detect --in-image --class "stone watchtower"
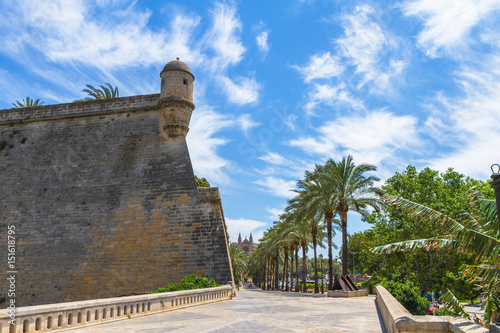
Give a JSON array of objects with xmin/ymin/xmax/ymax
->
[{"xmin": 159, "ymin": 58, "xmax": 195, "ymax": 139}]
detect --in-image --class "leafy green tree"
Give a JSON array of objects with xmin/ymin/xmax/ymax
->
[
  {"xmin": 368, "ymin": 166, "xmax": 491, "ymax": 296},
  {"xmin": 195, "ymin": 176, "xmax": 210, "ymax": 187},
  {"xmin": 11, "ymin": 97, "xmax": 44, "ymax": 108},
  {"xmin": 373, "ymin": 189, "xmax": 500, "ymax": 323}
]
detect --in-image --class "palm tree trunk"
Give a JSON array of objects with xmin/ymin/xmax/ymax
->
[
  {"xmin": 284, "ymin": 246, "xmax": 289, "ymax": 291},
  {"xmin": 295, "ymin": 244, "xmax": 299, "ymax": 292},
  {"xmin": 290, "ymin": 247, "xmax": 294, "ymax": 292},
  {"xmin": 313, "ymin": 230, "xmax": 319, "ymax": 293},
  {"xmin": 341, "ymin": 210, "xmax": 348, "ymax": 276},
  {"xmin": 275, "ymin": 250, "xmax": 279, "ymax": 290},
  {"xmin": 325, "ymin": 212, "xmax": 333, "ymax": 289},
  {"xmin": 301, "ymin": 241, "xmax": 307, "ymax": 293}
]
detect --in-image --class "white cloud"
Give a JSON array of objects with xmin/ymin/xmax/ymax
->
[
  {"xmin": 254, "ymin": 176, "xmax": 296, "ymax": 198},
  {"xmin": 402, "ymin": 0, "xmax": 500, "ymax": 58},
  {"xmin": 258, "ymin": 152, "xmax": 287, "ymax": 165},
  {"xmin": 266, "ymin": 206, "xmax": 286, "ymax": 221},
  {"xmin": 290, "ymin": 110, "xmax": 419, "ymax": 167},
  {"xmin": 187, "ymin": 106, "xmax": 234, "ymax": 185},
  {"xmin": 225, "ymin": 218, "xmax": 267, "ymax": 243},
  {"xmin": 237, "ymin": 114, "xmax": 260, "ymax": 135},
  {"xmin": 204, "ymin": 1, "xmax": 245, "ymax": 71},
  {"xmin": 424, "ymin": 57, "xmax": 500, "ymax": 178},
  {"xmin": 3, "ymin": 0, "xmax": 202, "ymax": 70},
  {"xmin": 256, "ymin": 30, "xmax": 270, "ymax": 55},
  {"xmin": 292, "ymin": 52, "xmax": 344, "ymax": 82},
  {"xmin": 335, "ymin": 5, "xmax": 406, "ymax": 90},
  {"xmin": 305, "ymin": 83, "xmax": 365, "ymax": 114},
  {"xmin": 219, "ymin": 75, "xmax": 261, "ymax": 104}
]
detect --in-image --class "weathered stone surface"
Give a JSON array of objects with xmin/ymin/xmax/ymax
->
[{"xmin": 0, "ymin": 64, "xmax": 233, "ymax": 307}]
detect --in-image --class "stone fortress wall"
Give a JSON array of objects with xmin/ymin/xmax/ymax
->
[{"xmin": 0, "ymin": 60, "xmax": 234, "ymax": 307}]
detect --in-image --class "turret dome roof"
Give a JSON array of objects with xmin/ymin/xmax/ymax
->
[{"xmin": 162, "ymin": 58, "xmax": 192, "ymax": 74}]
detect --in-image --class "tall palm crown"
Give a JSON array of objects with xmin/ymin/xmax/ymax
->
[
  {"xmin": 82, "ymin": 83, "xmax": 119, "ymax": 100},
  {"xmin": 325, "ymin": 155, "xmax": 384, "ymax": 275},
  {"xmin": 11, "ymin": 97, "xmax": 44, "ymax": 108}
]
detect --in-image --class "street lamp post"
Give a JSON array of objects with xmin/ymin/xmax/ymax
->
[
  {"xmin": 490, "ymin": 164, "xmax": 500, "ymax": 235},
  {"xmin": 351, "ymin": 252, "xmax": 357, "ymax": 277},
  {"xmin": 319, "ymin": 254, "xmax": 324, "ymax": 294}
]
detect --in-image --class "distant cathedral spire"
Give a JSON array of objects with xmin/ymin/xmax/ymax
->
[{"xmin": 238, "ymin": 233, "xmax": 242, "ymax": 244}]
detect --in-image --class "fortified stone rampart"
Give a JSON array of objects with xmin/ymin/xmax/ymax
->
[{"xmin": 0, "ymin": 60, "xmax": 234, "ymax": 307}]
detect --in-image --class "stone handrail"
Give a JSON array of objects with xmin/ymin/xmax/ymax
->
[
  {"xmin": 375, "ymin": 285, "xmax": 488, "ymax": 333},
  {"xmin": 0, "ymin": 285, "xmax": 232, "ymax": 333}
]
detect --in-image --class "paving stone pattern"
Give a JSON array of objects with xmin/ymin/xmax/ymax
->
[{"xmin": 71, "ymin": 288, "xmax": 385, "ymax": 333}]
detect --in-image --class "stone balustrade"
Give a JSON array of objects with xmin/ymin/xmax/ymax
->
[
  {"xmin": 0, "ymin": 285, "xmax": 232, "ymax": 333},
  {"xmin": 375, "ymin": 285, "xmax": 488, "ymax": 333}
]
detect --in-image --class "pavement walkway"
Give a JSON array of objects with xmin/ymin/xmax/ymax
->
[{"xmin": 71, "ymin": 288, "xmax": 385, "ymax": 333}]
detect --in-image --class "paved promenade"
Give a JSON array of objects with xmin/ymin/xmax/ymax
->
[{"xmin": 71, "ymin": 288, "xmax": 385, "ymax": 332}]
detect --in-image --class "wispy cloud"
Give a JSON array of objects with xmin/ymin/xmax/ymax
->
[
  {"xmin": 255, "ymin": 176, "xmax": 296, "ymax": 199},
  {"xmin": 256, "ymin": 30, "xmax": 270, "ymax": 55},
  {"xmin": 237, "ymin": 114, "xmax": 261, "ymax": 135},
  {"xmin": 424, "ymin": 56, "xmax": 500, "ymax": 178},
  {"xmin": 2, "ymin": 0, "xmax": 202, "ymax": 69},
  {"xmin": 266, "ymin": 206, "xmax": 286, "ymax": 221},
  {"xmin": 219, "ymin": 75, "xmax": 261, "ymax": 104},
  {"xmin": 292, "ymin": 52, "xmax": 343, "ymax": 82},
  {"xmin": 255, "ymin": 21, "xmax": 271, "ymax": 57},
  {"xmin": 258, "ymin": 152, "xmax": 287, "ymax": 165},
  {"xmin": 204, "ymin": 1, "xmax": 245, "ymax": 71},
  {"xmin": 304, "ymin": 83, "xmax": 365, "ymax": 115},
  {"xmin": 402, "ymin": 0, "xmax": 500, "ymax": 58},
  {"xmin": 335, "ymin": 5, "xmax": 406, "ymax": 91},
  {"xmin": 187, "ymin": 105, "xmax": 234, "ymax": 185},
  {"xmin": 290, "ymin": 110, "xmax": 419, "ymax": 168}
]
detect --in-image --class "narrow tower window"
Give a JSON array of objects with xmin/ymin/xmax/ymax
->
[{"xmin": 183, "ymin": 79, "xmax": 188, "ymax": 85}]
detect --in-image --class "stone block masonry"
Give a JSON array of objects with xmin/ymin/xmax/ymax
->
[{"xmin": 0, "ymin": 60, "xmax": 234, "ymax": 307}]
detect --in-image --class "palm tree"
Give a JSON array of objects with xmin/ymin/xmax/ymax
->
[
  {"xmin": 372, "ymin": 191, "xmax": 500, "ymax": 323},
  {"xmin": 289, "ymin": 165, "xmax": 339, "ymax": 290},
  {"xmin": 229, "ymin": 244, "xmax": 247, "ymax": 283},
  {"xmin": 11, "ymin": 97, "xmax": 44, "ymax": 108},
  {"xmin": 75, "ymin": 83, "xmax": 119, "ymax": 102},
  {"xmin": 325, "ymin": 155, "xmax": 384, "ymax": 275}
]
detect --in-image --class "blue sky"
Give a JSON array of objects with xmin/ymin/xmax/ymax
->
[{"xmin": 1, "ymin": 0, "xmax": 500, "ymax": 256}]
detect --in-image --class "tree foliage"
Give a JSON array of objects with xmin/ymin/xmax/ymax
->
[
  {"xmin": 74, "ymin": 83, "xmax": 119, "ymax": 102},
  {"xmin": 367, "ymin": 166, "xmax": 491, "ymax": 297},
  {"xmin": 195, "ymin": 176, "xmax": 211, "ymax": 187},
  {"xmin": 383, "ymin": 280, "xmax": 429, "ymax": 315},
  {"xmin": 229, "ymin": 244, "xmax": 247, "ymax": 283},
  {"xmin": 149, "ymin": 274, "xmax": 219, "ymax": 293}
]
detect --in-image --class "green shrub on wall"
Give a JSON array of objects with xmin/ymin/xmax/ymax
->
[
  {"xmin": 150, "ymin": 274, "xmax": 219, "ymax": 293},
  {"xmin": 383, "ymin": 280, "xmax": 429, "ymax": 315}
]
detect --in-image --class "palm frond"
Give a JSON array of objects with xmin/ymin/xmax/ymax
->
[
  {"xmin": 371, "ymin": 237, "xmax": 454, "ymax": 253},
  {"xmin": 440, "ymin": 289, "xmax": 471, "ymax": 320}
]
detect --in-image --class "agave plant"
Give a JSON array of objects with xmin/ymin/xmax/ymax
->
[
  {"xmin": 11, "ymin": 97, "xmax": 44, "ymax": 108},
  {"xmin": 372, "ymin": 190, "xmax": 500, "ymax": 323}
]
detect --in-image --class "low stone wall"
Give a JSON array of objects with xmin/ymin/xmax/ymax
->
[
  {"xmin": 0, "ymin": 285, "xmax": 232, "ymax": 333},
  {"xmin": 327, "ymin": 289, "xmax": 369, "ymax": 298},
  {"xmin": 375, "ymin": 285, "xmax": 488, "ymax": 333}
]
